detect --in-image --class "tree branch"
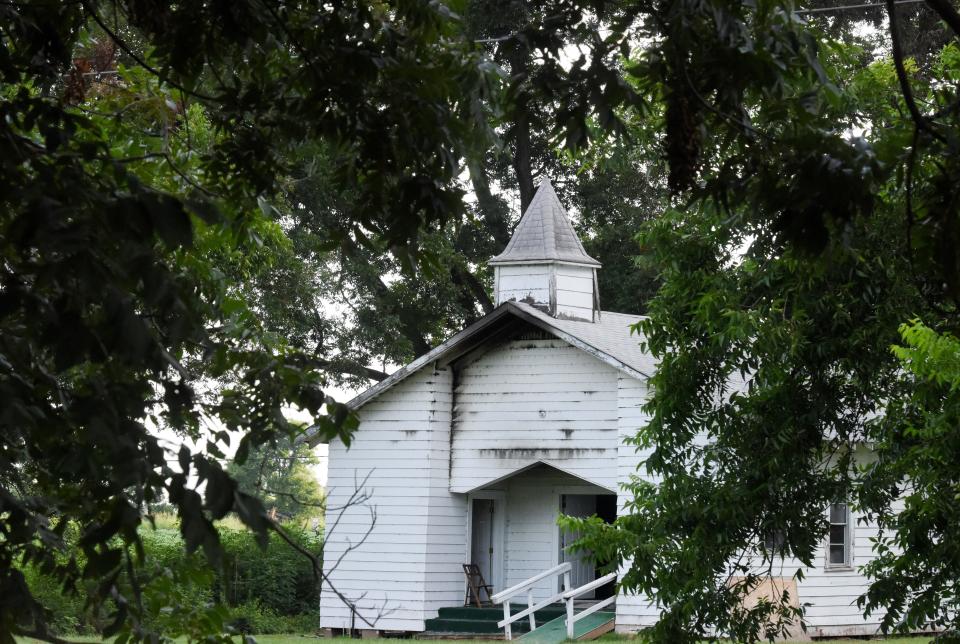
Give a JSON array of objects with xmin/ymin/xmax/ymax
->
[
  {"xmin": 80, "ymin": 1, "xmax": 216, "ymax": 101},
  {"xmin": 313, "ymin": 358, "xmax": 389, "ymax": 382},
  {"xmin": 924, "ymin": 0, "xmax": 960, "ymax": 37},
  {"xmin": 888, "ymin": 0, "xmax": 948, "ymax": 143},
  {"xmin": 450, "ymin": 264, "xmax": 493, "ymax": 317},
  {"xmin": 504, "ymin": 41, "xmax": 535, "ymax": 211}
]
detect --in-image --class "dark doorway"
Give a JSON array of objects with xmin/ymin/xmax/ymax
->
[
  {"xmin": 594, "ymin": 495, "xmax": 617, "ymax": 600},
  {"xmin": 559, "ymin": 493, "xmax": 618, "ymax": 599}
]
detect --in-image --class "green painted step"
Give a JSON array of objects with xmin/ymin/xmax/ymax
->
[
  {"xmin": 518, "ymin": 611, "xmax": 615, "ymax": 643},
  {"xmin": 423, "ymin": 604, "xmax": 568, "ymax": 636},
  {"xmin": 436, "ymin": 605, "xmax": 567, "ymax": 620},
  {"xmin": 422, "ymin": 618, "xmax": 507, "ymax": 634}
]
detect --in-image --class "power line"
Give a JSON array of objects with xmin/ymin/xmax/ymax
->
[{"xmin": 795, "ymin": 0, "xmax": 926, "ymax": 15}]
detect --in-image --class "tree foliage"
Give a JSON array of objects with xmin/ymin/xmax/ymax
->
[
  {"xmin": 227, "ymin": 441, "xmax": 324, "ymax": 522},
  {"xmin": 7, "ymin": 0, "xmax": 960, "ymax": 641},
  {"xmin": 859, "ymin": 320, "xmax": 960, "ymax": 633},
  {"xmin": 1, "ymin": 1, "xmax": 495, "ymax": 640},
  {"xmin": 565, "ymin": 4, "xmax": 960, "ymax": 642}
]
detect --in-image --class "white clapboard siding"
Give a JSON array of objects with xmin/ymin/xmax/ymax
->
[
  {"xmin": 613, "ymin": 375, "xmax": 662, "ymax": 631},
  {"xmin": 495, "ymin": 264, "xmax": 551, "ymax": 307},
  {"xmin": 495, "ymin": 263, "xmax": 597, "ymax": 322},
  {"xmin": 450, "ymin": 338, "xmax": 620, "ymax": 493},
  {"xmin": 320, "ymin": 366, "xmax": 465, "ymax": 632},
  {"xmin": 554, "ymin": 264, "xmax": 596, "ymax": 322},
  {"xmin": 794, "ymin": 505, "xmax": 888, "ymax": 635}
]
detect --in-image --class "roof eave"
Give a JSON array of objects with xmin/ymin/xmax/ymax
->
[{"xmin": 488, "ymin": 258, "xmax": 602, "ymax": 268}]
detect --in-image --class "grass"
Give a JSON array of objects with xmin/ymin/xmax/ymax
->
[
  {"xmin": 14, "ymin": 637, "xmax": 502, "ymax": 644},
  {"xmin": 14, "ymin": 635, "xmax": 938, "ymax": 644}
]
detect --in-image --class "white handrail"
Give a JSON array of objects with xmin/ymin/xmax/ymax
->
[
  {"xmin": 561, "ymin": 572, "xmax": 616, "ymax": 600},
  {"xmin": 564, "ymin": 572, "xmax": 617, "ymax": 639},
  {"xmin": 490, "ymin": 562, "xmax": 571, "ymax": 604},
  {"xmin": 490, "ymin": 562, "xmax": 572, "ymax": 640}
]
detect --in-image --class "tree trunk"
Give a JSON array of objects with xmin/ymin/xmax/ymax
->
[{"xmin": 507, "ymin": 44, "xmax": 535, "ymax": 212}]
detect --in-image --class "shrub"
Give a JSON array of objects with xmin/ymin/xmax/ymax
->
[
  {"xmin": 20, "ymin": 565, "xmax": 92, "ymax": 635},
  {"xmin": 19, "ymin": 518, "xmax": 321, "ymax": 635},
  {"xmin": 228, "ymin": 602, "xmax": 320, "ymax": 634},
  {"xmin": 217, "ymin": 523, "xmax": 321, "ymax": 615}
]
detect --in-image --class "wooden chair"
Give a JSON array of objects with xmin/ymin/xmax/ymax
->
[{"xmin": 462, "ymin": 563, "xmax": 494, "ymax": 607}]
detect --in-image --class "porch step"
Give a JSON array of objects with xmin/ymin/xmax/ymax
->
[
  {"xmin": 518, "ymin": 611, "xmax": 615, "ymax": 643},
  {"xmin": 423, "ymin": 604, "xmax": 567, "ymax": 637}
]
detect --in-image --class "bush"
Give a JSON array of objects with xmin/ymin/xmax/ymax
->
[
  {"xmin": 218, "ymin": 524, "xmax": 321, "ymax": 615},
  {"xmin": 20, "ymin": 518, "xmax": 322, "ymax": 636},
  {"xmin": 20, "ymin": 565, "xmax": 92, "ymax": 635},
  {"xmin": 228, "ymin": 602, "xmax": 320, "ymax": 634}
]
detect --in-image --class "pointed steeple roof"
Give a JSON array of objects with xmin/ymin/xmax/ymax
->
[{"xmin": 489, "ymin": 178, "xmax": 601, "ymax": 267}]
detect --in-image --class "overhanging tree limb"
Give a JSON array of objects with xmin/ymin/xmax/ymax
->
[
  {"xmin": 314, "ymin": 358, "xmax": 390, "ymax": 382},
  {"xmin": 888, "ymin": 0, "xmax": 949, "ymax": 143},
  {"xmin": 924, "ymin": 0, "xmax": 960, "ymax": 37}
]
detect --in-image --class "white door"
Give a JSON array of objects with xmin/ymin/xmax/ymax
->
[
  {"xmin": 471, "ymin": 498, "xmax": 497, "ymax": 589},
  {"xmin": 559, "ymin": 494, "xmax": 597, "ymax": 596}
]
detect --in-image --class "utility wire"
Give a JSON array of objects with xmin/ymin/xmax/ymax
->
[{"xmin": 795, "ymin": 0, "xmax": 926, "ymax": 14}]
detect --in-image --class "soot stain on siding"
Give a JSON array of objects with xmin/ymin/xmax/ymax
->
[
  {"xmin": 449, "ymin": 364, "xmax": 461, "ymax": 480},
  {"xmin": 479, "ymin": 447, "xmax": 607, "ymax": 459}
]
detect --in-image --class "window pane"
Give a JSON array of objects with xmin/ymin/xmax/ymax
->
[
  {"xmin": 764, "ymin": 529, "xmax": 785, "ymax": 551},
  {"xmin": 830, "ymin": 503, "xmax": 847, "ymax": 524},
  {"xmin": 830, "ymin": 524, "xmax": 846, "ymax": 545},
  {"xmin": 829, "ymin": 544, "xmax": 846, "ymax": 564}
]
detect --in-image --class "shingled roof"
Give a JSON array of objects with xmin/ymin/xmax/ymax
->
[{"xmin": 489, "ymin": 178, "xmax": 601, "ymax": 267}]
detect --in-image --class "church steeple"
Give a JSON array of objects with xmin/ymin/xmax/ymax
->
[{"xmin": 489, "ymin": 178, "xmax": 601, "ymax": 322}]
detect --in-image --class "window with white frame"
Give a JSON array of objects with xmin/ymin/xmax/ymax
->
[{"xmin": 827, "ymin": 502, "xmax": 852, "ymax": 568}]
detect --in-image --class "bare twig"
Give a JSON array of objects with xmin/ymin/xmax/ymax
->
[{"xmin": 266, "ymin": 469, "xmax": 390, "ymax": 630}]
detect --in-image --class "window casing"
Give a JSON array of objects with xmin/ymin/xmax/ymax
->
[{"xmin": 827, "ymin": 502, "xmax": 852, "ymax": 568}]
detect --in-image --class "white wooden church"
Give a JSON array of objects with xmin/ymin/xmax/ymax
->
[{"xmin": 315, "ymin": 179, "xmax": 888, "ymax": 640}]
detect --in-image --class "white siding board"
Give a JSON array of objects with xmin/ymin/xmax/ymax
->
[
  {"xmin": 499, "ymin": 274, "xmax": 551, "ymax": 292},
  {"xmin": 450, "ymin": 338, "xmax": 619, "ymax": 493},
  {"xmin": 320, "ymin": 366, "xmax": 465, "ymax": 632},
  {"xmin": 614, "ymin": 375, "xmax": 661, "ymax": 631},
  {"xmin": 499, "ymin": 288, "xmax": 551, "ymax": 303},
  {"xmin": 556, "ymin": 274, "xmax": 593, "ymax": 291},
  {"xmin": 554, "ymin": 289, "xmax": 593, "ymax": 309}
]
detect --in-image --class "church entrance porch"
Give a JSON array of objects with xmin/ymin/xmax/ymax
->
[{"xmin": 463, "ymin": 463, "xmax": 616, "ymax": 605}]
